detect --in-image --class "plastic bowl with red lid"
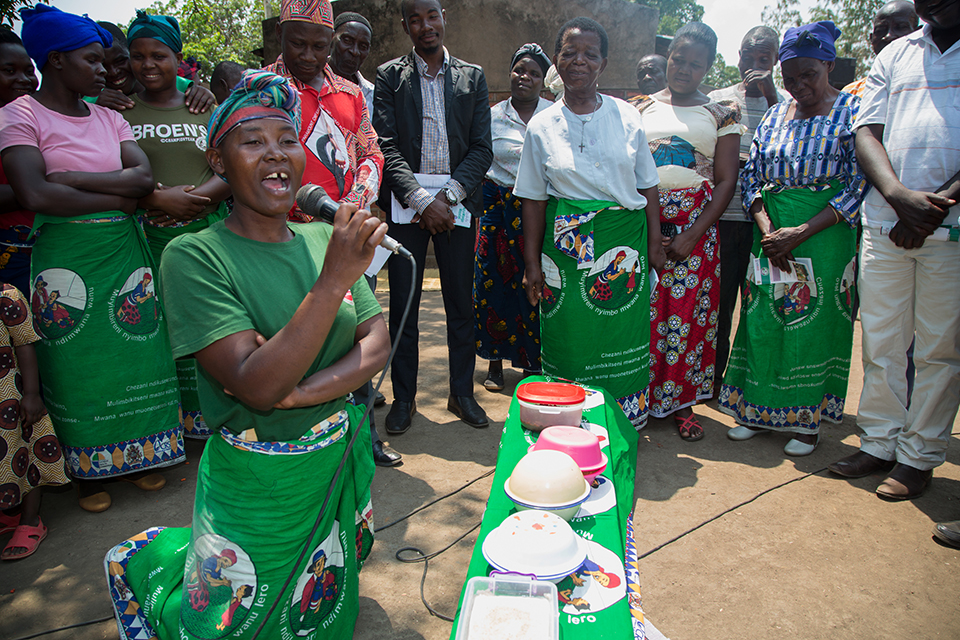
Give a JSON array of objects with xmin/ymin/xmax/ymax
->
[
  {"xmin": 530, "ymin": 426, "xmax": 608, "ymax": 483},
  {"xmin": 516, "ymin": 382, "xmax": 586, "ymax": 431}
]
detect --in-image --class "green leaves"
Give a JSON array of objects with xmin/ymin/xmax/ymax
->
[{"xmin": 137, "ymin": 0, "xmax": 280, "ymax": 81}]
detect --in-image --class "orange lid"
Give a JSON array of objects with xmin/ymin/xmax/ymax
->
[{"xmin": 516, "ymin": 382, "xmax": 586, "ymax": 406}]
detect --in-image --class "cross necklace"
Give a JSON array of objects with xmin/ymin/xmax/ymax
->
[{"xmin": 564, "ymin": 94, "xmax": 601, "ymax": 152}]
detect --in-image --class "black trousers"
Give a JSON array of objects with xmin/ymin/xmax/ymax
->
[
  {"xmin": 716, "ymin": 219, "xmax": 754, "ymax": 381},
  {"xmin": 387, "ymin": 219, "xmax": 476, "ymax": 401}
]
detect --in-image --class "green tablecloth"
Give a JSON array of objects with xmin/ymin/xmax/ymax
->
[{"xmin": 451, "ymin": 378, "xmax": 645, "ymax": 639}]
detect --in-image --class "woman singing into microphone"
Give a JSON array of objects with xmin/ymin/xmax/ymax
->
[{"xmin": 104, "ymin": 70, "xmax": 389, "ymax": 640}]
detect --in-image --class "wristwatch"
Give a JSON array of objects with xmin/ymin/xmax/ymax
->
[{"xmin": 443, "ymin": 187, "xmax": 459, "ymax": 206}]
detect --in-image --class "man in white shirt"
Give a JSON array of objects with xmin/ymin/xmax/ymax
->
[{"xmin": 828, "ymin": 0, "xmax": 960, "ymax": 500}]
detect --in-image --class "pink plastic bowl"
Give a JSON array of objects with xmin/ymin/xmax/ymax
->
[{"xmin": 530, "ymin": 426, "xmax": 607, "ymax": 482}]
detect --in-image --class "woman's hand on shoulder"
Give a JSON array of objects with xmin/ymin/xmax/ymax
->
[
  {"xmin": 95, "ymin": 88, "xmax": 136, "ymax": 112},
  {"xmin": 320, "ymin": 204, "xmax": 387, "ymax": 293}
]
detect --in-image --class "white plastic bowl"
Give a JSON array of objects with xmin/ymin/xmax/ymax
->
[
  {"xmin": 506, "ymin": 449, "xmax": 589, "ymax": 506},
  {"xmin": 481, "ymin": 511, "xmax": 588, "ymax": 583}
]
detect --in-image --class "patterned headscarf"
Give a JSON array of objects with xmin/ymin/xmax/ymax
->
[
  {"xmin": 127, "ymin": 10, "xmax": 183, "ymax": 54},
  {"xmin": 511, "ymin": 43, "xmax": 551, "ymax": 76},
  {"xmin": 779, "ymin": 21, "xmax": 841, "ymax": 62},
  {"xmin": 19, "ymin": 4, "xmax": 112, "ymax": 71},
  {"xmin": 206, "ymin": 70, "xmax": 301, "ymax": 149},
  {"xmin": 279, "ymin": 0, "xmax": 334, "ymax": 29}
]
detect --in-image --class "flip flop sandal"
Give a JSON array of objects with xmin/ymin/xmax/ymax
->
[
  {"xmin": 2, "ymin": 518, "xmax": 47, "ymax": 561},
  {"xmin": 0, "ymin": 511, "xmax": 21, "ymax": 535},
  {"xmin": 675, "ymin": 414, "xmax": 705, "ymax": 441},
  {"xmin": 483, "ymin": 370, "xmax": 505, "ymax": 391}
]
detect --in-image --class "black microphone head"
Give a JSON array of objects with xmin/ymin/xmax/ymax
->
[{"xmin": 295, "ymin": 184, "xmax": 339, "ymax": 224}]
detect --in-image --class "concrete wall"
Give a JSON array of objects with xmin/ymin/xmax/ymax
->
[{"xmin": 276, "ymin": 0, "xmax": 659, "ymax": 93}]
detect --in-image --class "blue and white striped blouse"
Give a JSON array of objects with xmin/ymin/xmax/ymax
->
[{"xmin": 741, "ymin": 92, "xmax": 869, "ymax": 225}]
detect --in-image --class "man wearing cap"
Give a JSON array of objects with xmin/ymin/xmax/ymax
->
[
  {"xmin": 373, "ymin": 0, "xmax": 493, "ymax": 434},
  {"xmin": 267, "ymin": 0, "xmax": 383, "ymax": 220},
  {"xmin": 828, "ymin": 0, "xmax": 960, "ymax": 500},
  {"xmin": 328, "ymin": 9, "xmax": 401, "ymax": 467},
  {"xmin": 328, "ymin": 12, "xmax": 374, "ymax": 116}
]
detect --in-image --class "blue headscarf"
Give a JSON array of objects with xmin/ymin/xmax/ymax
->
[
  {"xmin": 779, "ymin": 21, "xmax": 841, "ymax": 62},
  {"xmin": 127, "ymin": 10, "xmax": 183, "ymax": 54},
  {"xmin": 19, "ymin": 4, "xmax": 112, "ymax": 71}
]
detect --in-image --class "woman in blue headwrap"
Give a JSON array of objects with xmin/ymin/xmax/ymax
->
[
  {"xmin": 104, "ymin": 70, "xmax": 389, "ymax": 640},
  {"xmin": 0, "ymin": 4, "xmax": 183, "ymax": 512},
  {"xmin": 123, "ymin": 10, "xmax": 232, "ymax": 439},
  {"xmin": 720, "ymin": 21, "xmax": 869, "ymax": 456}
]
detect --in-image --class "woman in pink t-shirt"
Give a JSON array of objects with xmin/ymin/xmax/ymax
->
[{"xmin": 0, "ymin": 5, "xmax": 184, "ymax": 513}]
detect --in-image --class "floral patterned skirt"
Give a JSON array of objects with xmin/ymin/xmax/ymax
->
[
  {"xmin": 649, "ymin": 185, "xmax": 719, "ymax": 418},
  {"xmin": 473, "ymin": 180, "xmax": 541, "ymax": 370}
]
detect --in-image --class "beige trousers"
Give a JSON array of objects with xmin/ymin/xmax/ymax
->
[{"xmin": 857, "ymin": 227, "xmax": 960, "ymax": 470}]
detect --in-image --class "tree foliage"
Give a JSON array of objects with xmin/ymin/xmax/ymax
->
[
  {"xmin": 704, "ymin": 52, "xmax": 740, "ymax": 90},
  {"xmin": 0, "ymin": 0, "xmax": 47, "ymax": 29},
  {"xmin": 138, "ymin": 0, "xmax": 278, "ymax": 80},
  {"xmin": 762, "ymin": 0, "xmax": 887, "ymax": 76},
  {"xmin": 641, "ymin": 0, "xmax": 705, "ymax": 36}
]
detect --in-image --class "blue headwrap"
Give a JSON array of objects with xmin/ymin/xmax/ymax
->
[
  {"xmin": 779, "ymin": 21, "xmax": 841, "ymax": 62},
  {"xmin": 19, "ymin": 4, "xmax": 113, "ymax": 71},
  {"xmin": 127, "ymin": 10, "xmax": 183, "ymax": 54}
]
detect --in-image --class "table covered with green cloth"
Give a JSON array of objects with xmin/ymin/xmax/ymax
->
[{"xmin": 451, "ymin": 378, "xmax": 646, "ymax": 639}]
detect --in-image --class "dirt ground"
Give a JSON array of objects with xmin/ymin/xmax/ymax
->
[{"xmin": 2, "ymin": 288, "xmax": 959, "ymax": 640}]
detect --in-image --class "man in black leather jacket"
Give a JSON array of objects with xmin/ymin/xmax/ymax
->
[{"xmin": 373, "ymin": 0, "xmax": 493, "ymax": 434}]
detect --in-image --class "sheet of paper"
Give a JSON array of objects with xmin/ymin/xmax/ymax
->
[
  {"xmin": 365, "ymin": 245, "xmax": 392, "ymax": 278},
  {"xmin": 649, "ymin": 269, "xmax": 659, "ymax": 300},
  {"xmin": 390, "ymin": 173, "xmax": 471, "ymax": 228},
  {"xmin": 750, "ymin": 256, "xmax": 814, "ymax": 286}
]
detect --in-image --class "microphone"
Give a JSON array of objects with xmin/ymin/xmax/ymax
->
[{"xmin": 296, "ymin": 184, "xmax": 410, "ymax": 257}]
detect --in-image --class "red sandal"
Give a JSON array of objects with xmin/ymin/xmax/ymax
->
[
  {"xmin": 675, "ymin": 413, "xmax": 704, "ymax": 441},
  {"xmin": 2, "ymin": 517, "xmax": 47, "ymax": 561}
]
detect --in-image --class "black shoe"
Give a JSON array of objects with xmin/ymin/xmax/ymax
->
[
  {"xmin": 934, "ymin": 521, "xmax": 960, "ymax": 548},
  {"xmin": 447, "ymin": 394, "xmax": 489, "ymax": 428},
  {"xmin": 384, "ymin": 400, "xmax": 415, "ymax": 435},
  {"xmin": 372, "ymin": 440, "xmax": 402, "ymax": 467},
  {"xmin": 374, "ymin": 391, "xmax": 386, "ymax": 407},
  {"xmin": 876, "ymin": 463, "xmax": 933, "ymax": 500},
  {"xmin": 827, "ymin": 450, "xmax": 896, "ymax": 478}
]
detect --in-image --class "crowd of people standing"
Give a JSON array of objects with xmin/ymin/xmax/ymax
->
[{"xmin": 0, "ymin": 0, "xmax": 957, "ymax": 635}]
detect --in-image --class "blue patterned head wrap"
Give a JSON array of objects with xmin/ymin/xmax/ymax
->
[
  {"xmin": 207, "ymin": 70, "xmax": 301, "ymax": 149},
  {"xmin": 779, "ymin": 21, "xmax": 841, "ymax": 62},
  {"xmin": 19, "ymin": 4, "xmax": 112, "ymax": 71},
  {"xmin": 127, "ymin": 10, "xmax": 183, "ymax": 54}
]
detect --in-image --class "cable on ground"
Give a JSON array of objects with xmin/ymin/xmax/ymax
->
[{"xmin": 637, "ymin": 466, "xmax": 829, "ymax": 560}]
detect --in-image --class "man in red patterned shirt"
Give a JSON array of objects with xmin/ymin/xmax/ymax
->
[{"xmin": 267, "ymin": 0, "xmax": 383, "ymax": 221}]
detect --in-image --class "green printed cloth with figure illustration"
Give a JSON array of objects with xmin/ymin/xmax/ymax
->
[
  {"xmin": 539, "ymin": 198, "xmax": 650, "ymax": 427},
  {"xmin": 719, "ymin": 181, "xmax": 857, "ymax": 434},
  {"xmin": 104, "ymin": 403, "xmax": 375, "ymax": 640},
  {"xmin": 29, "ymin": 215, "xmax": 183, "ymax": 478},
  {"xmin": 451, "ymin": 379, "xmax": 644, "ymax": 639}
]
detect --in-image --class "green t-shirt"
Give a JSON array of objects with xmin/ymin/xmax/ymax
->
[
  {"xmin": 122, "ymin": 93, "xmax": 218, "ymax": 216},
  {"xmin": 160, "ymin": 220, "xmax": 382, "ymax": 442}
]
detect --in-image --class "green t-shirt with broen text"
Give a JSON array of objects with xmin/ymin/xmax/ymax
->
[
  {"xmin": 160, "ymin": 220, "xmax": 382, "ymax": 442},
  {"xmin": 121, "ymin": 93, "xmax": 217, "ymax": 215}
]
